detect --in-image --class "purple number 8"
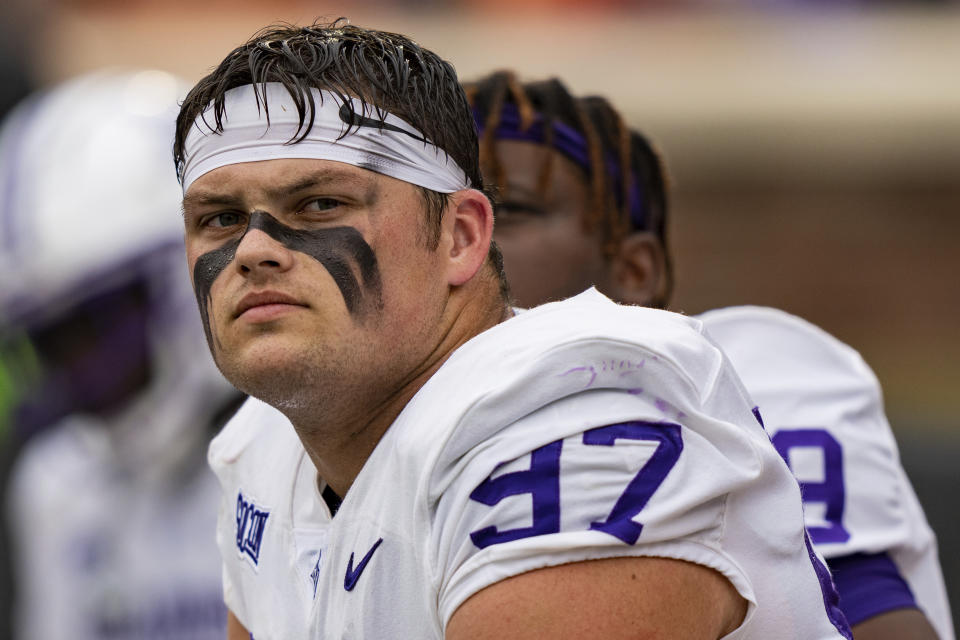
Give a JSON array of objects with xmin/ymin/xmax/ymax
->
[{"xmin": 772, "ymin": 428, "xmax": 850, "ymax": 544}]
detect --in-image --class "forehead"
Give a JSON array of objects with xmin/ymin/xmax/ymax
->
[
  {"xmin": 492, "ymin": 140, "xmax": 588, "ymax": 199},
  {"xmin": 182, "ymin": 158, "xmax": 383, "ymax": 207}
]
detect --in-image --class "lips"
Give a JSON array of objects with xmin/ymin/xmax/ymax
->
[{"xmin": 234, "ymin": 291, "xmax": 307, "ymax": 319}]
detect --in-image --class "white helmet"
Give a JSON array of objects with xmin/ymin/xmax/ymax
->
[{"xmin": 0, "ymin": 70, "xmax": 239, "ymax": 479}]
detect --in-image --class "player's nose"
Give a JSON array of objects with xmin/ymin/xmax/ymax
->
[{"xmin": 235, "ymin": 227, "xmax": 295, "ymax": 277}]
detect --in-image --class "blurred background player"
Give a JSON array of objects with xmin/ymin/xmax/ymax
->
[
  {"xmin": 0, "ymin": 70, "xmax": 243, "ymax": 640},
  {"xmin": 464, "ymin": 70, "xmax": 954, "ymax": 640}
]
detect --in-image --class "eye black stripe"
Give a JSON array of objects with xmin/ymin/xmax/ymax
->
[{"xmin": 191, "ymin": 211, "xmax": 383, "ymax": 348}]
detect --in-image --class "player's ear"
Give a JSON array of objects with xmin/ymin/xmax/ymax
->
[
  {"xmin": 607, "ymin": 231, "xmax": 666, "ymax": 307},
  {"xmin": 443, "ymin": 188, "xmax": 494, "ymax": 286}
]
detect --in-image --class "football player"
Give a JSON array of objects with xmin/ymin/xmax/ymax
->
[
  {"xmin": 0, "ymin": 71, "xmax": 243, "ymax": 640},
  {"xmin": 463, "ymin": 69, "xmax": 953, "ymax": 640},
  {"xmin": 179, "ymin": 20, "xmax": 851, "ymax": 639}
]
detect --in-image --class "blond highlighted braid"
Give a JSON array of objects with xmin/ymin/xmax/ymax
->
[{"xmin": 464, "ymin": 71, "xmax": 672, "ymax": 305}]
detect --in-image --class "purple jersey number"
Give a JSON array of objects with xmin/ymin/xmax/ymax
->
[
  {"xmin": 470, "ymin": 421, "xmax": 683, "ymax": 549},
  {"xmin": 469, "ymin": 440, "xmax": 563, "ymax": 548},
  {"xmin": 583, "ymin": 422, "xmax": 683, "ymax": 544},
  {"xmin": 772, "ymin": 428, "xmax": 850, "ymax": 545}
]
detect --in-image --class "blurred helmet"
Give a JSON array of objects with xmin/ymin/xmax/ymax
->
[{"xmin": 0, "ymin": 70, "xmax": 237, "ymax": 476}]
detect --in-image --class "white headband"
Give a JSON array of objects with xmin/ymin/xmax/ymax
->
[{"xmin": 180, "ymin": 83, "xmax": 470, "ymax": 194}]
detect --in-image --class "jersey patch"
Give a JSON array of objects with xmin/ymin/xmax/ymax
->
[{"xmin": 236, "ymin": 491, "xmax": 270, "ymax": 566}]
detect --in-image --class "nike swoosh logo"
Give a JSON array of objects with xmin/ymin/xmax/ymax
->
[
  {"xmin": 343, "ymin": 537, "xmax": 384, "ymax": 591},
  {"xmin": 338, "ymin": 103, "xmax": 428, "ymax": 144}
]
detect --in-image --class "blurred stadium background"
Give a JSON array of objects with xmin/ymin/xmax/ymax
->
[{"xmin": 1, "ymin": 0, "xmax": 957, "ymax": 634}]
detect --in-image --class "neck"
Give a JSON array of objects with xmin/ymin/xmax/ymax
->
[{"xmin": 284, "ymin": 285, "xmax": 509, "ymax": 498}]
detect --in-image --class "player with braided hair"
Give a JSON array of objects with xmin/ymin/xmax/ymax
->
[
  {"xmin": 464, "ymin": 71, "xmax": 673, "ymax": 308},
  {"xmin": 464, "ymin": 69, "xmax": 954, "ymax": 640}
]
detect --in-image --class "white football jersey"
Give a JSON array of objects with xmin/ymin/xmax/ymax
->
[
  {"xmin": 7, "ymin": 418, "xmax": 227, "ymax": 640},
  {"xmin": 699, "ymin": 305, "xmax": 954, "ymax": 640},
  {"xmin": 210, "ymin": 289, "xmax": 851, "ymax": 639}
]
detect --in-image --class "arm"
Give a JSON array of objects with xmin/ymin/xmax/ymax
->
[
  {"xmin": 852, "ymin": 609, "xmax": 940, "ymax": 640},
  {"xmin": 699, "ymin": 307, "xmax": 953, "ymax": 639},
  {"xmin": 446, "ymin": 556, "xmax": 746, "ymax": 640},
  {"xmin": 827, "ymin": 551, "xmax": 941, "ymax": 640},
  {"xmin": 227, "ymin": 609, "xmax": 251, "ymax": 640},
  {"xmin": 435, "ymin": 386, "xmax": 842, "ymax": 637}
]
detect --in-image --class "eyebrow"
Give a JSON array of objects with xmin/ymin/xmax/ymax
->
[{"xmin": 182, "ymin": 167, "xmax": 374, "ymax": 214}]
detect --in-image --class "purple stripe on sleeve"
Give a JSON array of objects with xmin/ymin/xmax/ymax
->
[
  {"xmin": 805, "ymin": 533, "xmax": 854, "ymax": 638},
  {"xmin": 827, "ymin": 551, "xmax": 918, "ymax": 626}
]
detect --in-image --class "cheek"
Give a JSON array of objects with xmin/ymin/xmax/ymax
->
[
  {"xmin": 499, "ymin": 240, "xmax": 554, "ymax": 281},
  {"xmin": 496, "ymin": 223, "xmax": 606, "ymax": 307},
  {"xmin": 186, "ymin": 244, "xmax": 215, "ymax": 290},
  {"xmin": 372, "ymin": 237, "xmax": 446, "ymax": 317}
]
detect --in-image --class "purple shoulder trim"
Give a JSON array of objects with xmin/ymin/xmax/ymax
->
[{"xmin": 828, "ymin": 551, "xmax": 918, "ymax": 626}]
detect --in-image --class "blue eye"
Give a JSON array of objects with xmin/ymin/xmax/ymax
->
[
  {"xmin": 302, "ymin": 198, "xmax": 341, "ymax": 213},
  {"xmin": 207, "ymin": 212, "xmax": 243, "ymax": 228}
]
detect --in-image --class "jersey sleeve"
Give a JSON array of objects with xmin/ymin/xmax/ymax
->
[
  {"xmin": 429, "ymin": 387, "xmax": 769, "ymax": 629},
  {"xmin": 699, "ymin": 306, "xmax": 955, "ymax": 639},
  {"xmin": 207, "ymin": 398, "xmax": 260, "ymax": 626},
  {"xmin": 207, "ymin": 396, "xmax": 303, "ymax": 632},
  {"xmin": 698, "ymin": 306, "xmax": 921, "ymax": 558}
]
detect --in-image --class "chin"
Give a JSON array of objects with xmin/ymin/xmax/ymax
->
[
  {"xmin": 227, "ymin": 366, "xmax": 313, "ymax": 414},
  {"xmin": 231, "ymin": 339, "xmax": 348, "ymax": 415},
  {"xmin": 216, "ymin": 340, "xmax": 304, "ymax": 394}
]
